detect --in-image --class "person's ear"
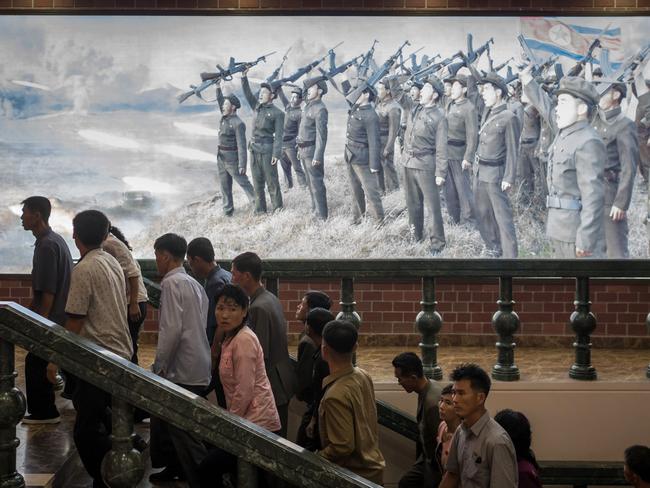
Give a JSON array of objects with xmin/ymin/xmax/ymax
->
[{"xmin": 577, "ymin": 101, "xmax": 589, "ymax": 118}]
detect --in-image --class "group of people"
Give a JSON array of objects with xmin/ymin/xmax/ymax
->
[
  {"xmin": 18, "ymin": 194, "xmax": 650, "ymax": 488},
  {"xmin": 210, "ymin": 42, "xmax": 650, "ymax": 259}
]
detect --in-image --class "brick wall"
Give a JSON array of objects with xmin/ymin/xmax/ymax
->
[
  {"xmin": 3, "ymin": 274, "xmax": 649, "ymax": 347},
  {"xmin": 0, "ymin": 0, "xmax": 648, "ymax": 12}
]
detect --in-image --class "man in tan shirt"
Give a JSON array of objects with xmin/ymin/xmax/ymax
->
[{"xmin": 318, "ymin": 320, "xmax": 385, "ymax": 485}]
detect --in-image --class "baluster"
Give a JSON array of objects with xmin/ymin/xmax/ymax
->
[
  {"xmin": 237, "ymin": 458, "xmax": 258, "ymax": 488},
  {"xmin": 569, "ymin": 277, "xmax": 597, "ymax": 380},
  {"xmin": 0, "ymin": 339, "xmax": 26, "ymax": 488},
  {"xmin": 265, "ymin": 277, "xmax": 279, "ymax": 297},
  {"xmin": 336, "ymin": 278, "xmax": 361, "ymax": 331},
  {"xmin": 416, "ymin": 277, "xmax": 443, "ymax": 380},
  {"xmin": 100, "ymin": 398, "xmax": 144, "ymax": 488},
  {"xmin": 492, "ymin": 276, "xmax": 520, "ymax": 381}
]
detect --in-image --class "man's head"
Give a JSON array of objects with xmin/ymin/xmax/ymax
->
[
  {"xmin": 321, "ymin": 320, "xmax": 357, "ymax": 364},
  {"xmin": 358, "ymin": 87, "xmax": 376, "ymax": 105},
  {"xmin": 296, "ymin": 290, "xmax": 332, "ymax": 322},
  {"xmin": 258, "ymin": 83, "xmax": 276, "ymax": 104},
  {"xmin": 444, "ymin": 80, "xmax": 452, "ymax": 98},
  {"xmin": 215, "ymin": 284, "xmax": 250, "ymax": 333},
  {"xmin": 624, "ymin": 445, "xmax": 650, "ymax": 486},
  {"xmin": 21, "ymin": 196, "xmax": 51, "ymax": 232},
  {"xmin": 222, "ymin": 94, "xmax": 241, "ymax": 116},
  {"xmin": 555, "ymin": 76, "xmax": 599, "ymax": 129},
  {"xmin": 304, "ymin": 77, "xmax": 328, "ymax": 101},
  {"xmin": 409, "ymin": 82, "xmax": 422, "ymax": 102},
  {"xmin": 377, "ymin": 80, "xmax": 390, "ymax": 101},
  {"xmin": 305, "ymin": 307, "xmax": 335, "ymax": 340},
  {"xmin": 231, "ymin": 251, "xmax": 262, "ymax": 293},
  {"xmin": 72, "ymin": 210, "xmax": 110, "ymax": 253},
  {"xmin": 450, "ymin": 77, "xmax": 468, "ymax": 101},
  {"xmin": 392, "ymin": 352, "xmax": 425, "ymax": 393},
  {"xmin": 290, "ymin": 87, "xmax": 303, "ymax": 107},
  {"xmin": 450, "ymin": 363, "xmax": 491, "ymax": 421},
  {"xmin": 480, "ymin": 73, "xmax": 509, "ymax": 108},
  {"xmin": 421, "ymin": 77, "xmax": 443, "ymax": 106},
  {"xmin": 186, "ymin": 237, "xmax": 215, "ymax": 279},
  {"xmin": 154, "ymin": 233, "xmax": 187, "ymax": 276},
  {"xmin": 598, "ymin": 83, "xmax": 626, "ymax": 111}
]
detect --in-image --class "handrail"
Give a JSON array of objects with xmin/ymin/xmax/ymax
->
[{"xmin": 0, "ymin": 302, "xmax": 380, "ymax": 488}]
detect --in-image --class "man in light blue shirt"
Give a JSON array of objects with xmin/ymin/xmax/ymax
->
[{"xmin": 150, "ymin": 233, "xmax": 210, "ymax": 487}]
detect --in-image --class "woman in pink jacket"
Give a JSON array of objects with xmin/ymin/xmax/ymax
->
[{"xmin": 199, "ymin": 284, "xmax": 280, "ymax": 488}]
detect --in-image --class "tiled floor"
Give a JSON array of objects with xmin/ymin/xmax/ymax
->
[{"xmin": 11, "ymin": 344, "xmax": 650, "ymax": 487}]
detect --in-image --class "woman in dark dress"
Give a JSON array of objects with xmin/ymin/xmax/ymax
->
[{"xmin": 495, "ymin": 409, "xmax": 543, "ymax": 488}]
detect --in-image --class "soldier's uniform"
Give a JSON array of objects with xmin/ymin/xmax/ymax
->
[
  {"xmin": 345, "ymin": 101, "xmax": 384, "ymax": 223},
  {"xmin": 277, "ymin": 88, "xmax": 307, "ymax": 189},
  {"xmin": 402, "ymin": 78, "xmax": 448, "ymax": 253},
  {"xmin": 524, "ymin": 76, "xmax": 607, "ymax": 258},
  {"xmin": 475, "ymin": 74, "xmax": 520, "ymax": 258},
  {"xmin": 375, "ymin": 90, "xmax": 402, "ymax": 193},
  {"xmin": 444, "ymin": 76, "xmax": 478, "ymax": 227},
  {"xmin": 215, "ymin": 89, "xmax": 255, "ymax": 216},
  {"xmin": 241, "ymin": 75, "xmax": 285, "ymax": 214},
  {"xmin": 517, "ymin": 104, "xmax": 542, "ymax": 207},
  {"xmin": 635, "ymin": 90, "xmax": 650, "ymax": 183},
  {"xmin": 298, "ymin": 77, "xmax": 329, "ymax": 220},
  {"xmin": 592, "ymin": 99, "xmax": 639, "ymax": 258}
]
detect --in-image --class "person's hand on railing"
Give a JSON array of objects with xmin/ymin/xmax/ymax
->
[{"xmin": 46, "ymin": 363, "xmax": 59, "ymax": 385}]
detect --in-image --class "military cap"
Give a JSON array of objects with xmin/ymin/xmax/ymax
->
[
  {"xmin": 556, "ymin": 76, "xmax": 599, "ymax": 107},
  {"xmin": 260, "ymin": 81, "xmax": 282, "ymax": 94},
  {"xmin": 447, "ymin": 75, "xmax": 469, "ymax": 87},
  {"xmin": 303, "ymin": 76, "xmax": 328, "ymax": 95},
  {"xmin": 410, "ymin": 80, "xmax": 424, "ymax": 90},
  {"xmin": 424, "ymin": 75, "xmax": 445, "ymax": 97},
  {"xmin": 478, "ymin": 72, "xmax": 509, "ymax": 97},
  {"xmin": 593, "ymin": 80, "xmax": 627, "ymax": 99},
  {"xmin": 290, "ymin": 85, "xmax": 304, "ymax": 98},
  {"xmin": 226, "ymin": 94, "xmax": 241, "ymax": 109}
]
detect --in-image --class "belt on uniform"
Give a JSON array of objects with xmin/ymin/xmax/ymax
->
[
  {"xmin": 406, "ymin": 149, "xmax": 434, "ymax": 158},
  {"xmin": 282, "ymin": 135, "xmax": 296, "ymax": 142},
  {"xmin": 546, "ymin": 195, "xmax": 582, "ymax": 211},
  {"xmin": 347, "ymin": 139, "xmax": 369, "ymax": 148},
  {"xmin": 218, "ymin": 145, "xmax": 237, "ymax": 152},
  {"xmin": 477, "ymin": 158, "xmax": 505, "ymax": 167},
  {"xmin": 253, "ymin": 136, "xmax": 274, "ymax": 144},
  {"xmin": 604, "ymin": 168, "xmax": 620, "ymax": 183},
  {"xmin": 521, "ymin": 138, "xmax": 538, "ymax": 145},
  {"xmin": 297, "ymin": 140, "xmax": 315, "ymax": 148},
  {"xmin": 448, "ymin": 139, "xmax": 466, "ymax": 147}
]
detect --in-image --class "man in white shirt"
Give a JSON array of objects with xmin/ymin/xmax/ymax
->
[{"xmin": 149, "ymin": 233, "xmax": 211, "ymax": 487}]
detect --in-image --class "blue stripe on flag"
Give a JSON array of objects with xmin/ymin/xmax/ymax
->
[
  {"xmin": 524, "ymin": 38, "xmax": 621, "ymax": 69},
  {"xmin": 566, "ymin": 24, "xmax": 621, "ymax": 37}
]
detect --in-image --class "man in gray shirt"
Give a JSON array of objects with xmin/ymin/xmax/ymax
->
[
  {"xmin": 20, "ymin": 196, "xmax": 73, "ymax": 424},
  {"xmin": 439, "ymin": 363, "xmax": 517, "ymax": 488},
  {"xmin": 231, "ymin": 251, "xmax": 295, "ymax": 438},
  {"xmin": 150, "ymin": 233, "xmax": 211, "ymax": 486}
]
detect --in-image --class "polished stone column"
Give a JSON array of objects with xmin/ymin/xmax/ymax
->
[
  {"xmin": 416, "ymin": 277, "xmax": 442, "ymax": 380},
  {"xmin": 569, "ymin": 277, "xmax": 597, "ymax": 380},
  {"xmin": 336, "ymin": 278, "xmax": 361, "ymax": 331},
  {"xmin": 265, "ymin": 277, "xmax": 279, "ymax": 297},
  {"xmin": 492, "ymin": 277, "xmax": 520, "ymax": 381},
  {"xmin": 0, "ymin": 339, "xmax": 26, "ymax": 488},
  {"xmin": 100, "ymin": 398, "xmax": 144, "ymax": 488},
  {"xmin": 237, "ymin": 459, "xmax": 258, "ymax": 488}
]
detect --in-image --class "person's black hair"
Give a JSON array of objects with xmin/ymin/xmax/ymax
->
[
  {"xmin": 72, "ymin": 210, "xmax": 110, "ymax": 247},
  {"xmin": 216, "ymin": 284, "xmax": 250, "ymax": 311},
  {"xmin": 21, "ymin": 196, "xmax": 51, "ymax": 223},
  {"xmin": 322, "ymin": 320, "xmax": 357, "ymax": 354},
  {"xmin": 391, "ymin": 352, "xmax": 424, "ymax": 378},
  {"xmin": 495, "ymin": 409, "xmax": 540, "ymax": 471},
  {"xmin": 109, "ymin": 225, "xmax": 132, "ymax": 251},
  {"xmin": 304, "ymin": 290, "xmax": 332, "ymax": 310},
  {"xmin": 362, "ymin": 87, "xmax": 376, "ymax": 103},
  {"xmin": 153, "ymin": 233, "xmax": 187, "ymax": 260},
  {"xmin": 187, "ymin": 237, "xmax": 215, "ymax": 263},
  {"xmin": 625, "ymin": 445, "xmax": 650, "ymax": 482},
  {"xmin": 450, "ymin": 363, "xmax": 491, "ymax": 397},
  {"xmin": 232, "ymin": 252, "xmax": 262, "ymax": 281},
  {"xmin": 441, "ymin": 383, "xmax": 453, "ymax": 396},
  {"xmin": 306, "ymin": 307, "xmax": 335, "ymax": 336}
]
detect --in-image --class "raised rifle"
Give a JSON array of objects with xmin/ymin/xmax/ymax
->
[
  {"xmin": 409, "ymin": 51, "xmax": 462, "ymax": 83},
  {"xmin": 494, "ymin": 57, "xmax": 514, "ymax": 74},
  {"xmin": 598, "ymin": 47, "xmax": 615, "ymax": 78},
  {"xmin": 567, "ymin": 23, "xmax": 611, "ymax": 77},
  {"xmin": 346, "ymin": 40, "xmax": 410, "ymax": 106},
  {"xmin": 318, "ymin": 53, "xmax": 363, "ymax": 79},
  {"xmin": 277, "ymin": 41, "xmax": 344, "ymax": 85},
  {"xmin": 395, "ymin": 46, "xmax": 424, "ymax": 75},
  {"xmin": 357, "ymin": 39, "xmax": 379, "ymax": 80},
  {"xmin": 178, "ymin": 52, "xmax": 275, "ymax": 104},
  {"xmin": 595, "ymin": 43, "xmax": 650, "ymax": 96},
  {"xmin": 267, "ymin": 47, "xmax": 292, "ymax": 83},
  {"xmin": 518, "ymin": 35, "xmax": 558, "ymax": 77},
  {"xmin": 466, "ymin": 34, "xmax": 494, "ymax": 64}
]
